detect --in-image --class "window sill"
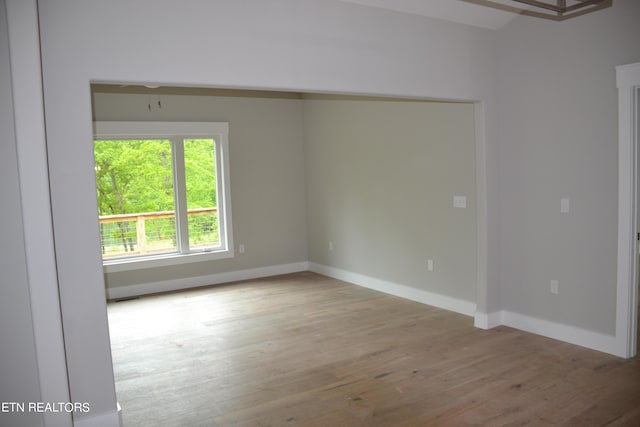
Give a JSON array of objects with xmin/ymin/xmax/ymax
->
[{"xmin": 102, "ymin": 248, "xmax": 234, "ymax": 273}]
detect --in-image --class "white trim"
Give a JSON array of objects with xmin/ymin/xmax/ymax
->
[
  {"xmin": 309, "ymin": 262, "xmax": 623, "ymax": 356},
  {"xmin": 309, "ymin": 262, "xmax": 476, "ymax": 317},
  {"xmin": 94, "ymin": 121, "xmax": 235, "ymax": 272},
  {"xmin": 172, "ymin": 138, "xmax": 190, "ymax": 252},
  {"xmin": 73, "ymin": 406, "xmax": 122, "ymax": 427},
  {"xmin": 103, "ymin": 249, "xmax": 234, "ymax": 273},
  {"xmin": 106, "ymin": 262, "xmax": 309, "ymax": 300},
  {"xmin": 5, "ymin": 2, "xmax": 72, "ymax": 426},
  {"xmin": 217, "ymin": 128, "xmax": 234, "ymax": 266},
  {"xmin": 93, "ymin": 121, "xmax": 229, "ymax": 138},
  {"xmin": 474, "ymin": 311, "xmax": 502, "ymax": 329},
  {"xmin": 616, "ymin": 62, "xmax": 640, "ymax": 359},
  {"xmin": 501, "ymin": 311, "xmax": 619, "ymax": 357},
  {"xmin": 476, "ymin": 309, "xmax": 622, "ymax": 357},
  {"xmin": 473, "ymin": 102, "xmax": 489, "ymax": 318}
]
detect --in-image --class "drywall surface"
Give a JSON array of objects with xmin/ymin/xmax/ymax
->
[
  {"xmin": 304, "ymin": 97, "xmax": 477, "ymax": 303},
  {"xmin": 0, "ymin": 2, "xmax": 43, "ymax": 425},
  {"xmin": 92, "ymin": 90, "xmax": 308, "ymax": 289},
  {"xmin": 495, "ymin": 0, "xmax": 640, "ymax": 335},
  {"xmin": 37, "ymin": 0, "xmax": 495, "ymax": 421}
]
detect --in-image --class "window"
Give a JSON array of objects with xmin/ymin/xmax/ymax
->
[{"xmin": 93, "ymin": 122, "xmax": 233, "ymax": 272}]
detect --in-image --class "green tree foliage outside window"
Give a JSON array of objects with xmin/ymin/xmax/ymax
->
[{"xmin": 94, "ymin": 138, "xmax": 218, "ymax": 257}]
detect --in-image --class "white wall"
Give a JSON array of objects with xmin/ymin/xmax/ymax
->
[
  {"xmin": 92, "ymin": 88, "xmax": 308, "ymax": 291},
  {"xmin": 37, "ymin": 1, "xmax": 497, "ymax": 422},
  {"xmin": 12, "ymin": 0, "xmax": 640, "ymax": 423},
  {"xmin": 495, "ymin": 0, "xmax": 640, "ymax": 335},
  {"xmin": 94, "ymin": 88, "xmax": 477, "ymax": 311},
  {"xmin": 23, "ymin": 0, "xmax": 640, "ymax": 423},
  {"xmin": 0, "ymin": 4, "xmax": 44, "ymax": 426},
  {"xmin": 304, "ymin": 96, "xmax": 477, "ymax": 307}
]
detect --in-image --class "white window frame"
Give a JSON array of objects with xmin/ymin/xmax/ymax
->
[{"xmin": 93, "ymin": 121, "xmax": 233, "ymax": 273}]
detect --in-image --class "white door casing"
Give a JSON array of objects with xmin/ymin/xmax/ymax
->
[{"xmin": 616, "ymin": 62, "xmax": 640, "ymax": 358}]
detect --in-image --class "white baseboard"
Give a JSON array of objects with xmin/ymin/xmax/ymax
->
[
  {"xmin": 499, "ymin": 310, "xmax": 618, "ymax": 356},
  {"xmin": 106, "ymin": 260, "xmax": 621, "ymax": 357},
  {"xmin": 106, "ymin": 261, "xmax": 309, "ymax": 300},
  {"xmin": 306, "ymin": 264, "xmax": 619, "ymax": 355},
  {"xmin": 74, "ymin": 405, "xmax": 122, "ymax": 427},
  {"xmin": 309, "ymin": 262, "xmax": 476, "ymax": 317},
  {"xmin": 474, "ymin": 311, "xmax": 503, "ymax": 329}
]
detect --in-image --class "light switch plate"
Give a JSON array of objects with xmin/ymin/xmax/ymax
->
[
  {"xmin": 453, "ymin": 196, "xmax": 467, "ymax": 209},
  {"xmin": 561, "ymin": 198, "xmax": 570, "ymax": 213}
]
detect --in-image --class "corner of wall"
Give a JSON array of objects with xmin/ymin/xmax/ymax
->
[{"xmin": 309, "ymin": 262, "xmax": 477, "ymax": 317}]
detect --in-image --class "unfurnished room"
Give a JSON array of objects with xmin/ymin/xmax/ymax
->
[{"xmin": 1, "ymin": 1, "xmax": 640, "ymax": 426}]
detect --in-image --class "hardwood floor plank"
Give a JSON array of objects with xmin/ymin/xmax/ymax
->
[{"xmin": 107, "ymin": 272, "xmax": 640, "ymax": 426}]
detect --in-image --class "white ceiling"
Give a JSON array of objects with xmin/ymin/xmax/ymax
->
[{"xmin": 336, "ymin": 0, "xmax": 524, "ymax": 30}]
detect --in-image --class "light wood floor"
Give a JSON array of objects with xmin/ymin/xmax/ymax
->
[{"xmin": 107, "ymin": 272, "xmax": 640, "ymax": 426}]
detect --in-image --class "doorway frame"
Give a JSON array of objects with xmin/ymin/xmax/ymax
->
[{"xmin": 616, "ymin": 62, "xmax": 640, "ymax": 359}]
